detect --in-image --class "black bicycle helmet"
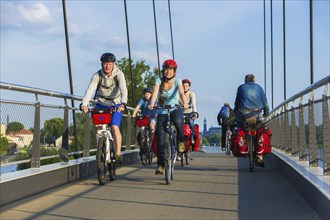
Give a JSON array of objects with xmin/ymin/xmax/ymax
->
[
  {"xmin": 143, "ymin": 88, "xmax": 153, "ymax": 94},
  {"xmin": 100, "ymin": 53, "xmax": 116, "ymax": 62}
]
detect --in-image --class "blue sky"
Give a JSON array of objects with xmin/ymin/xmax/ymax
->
[{"xmin": 1, "ymin": 0, "xmax": 329, "ymax": 129}]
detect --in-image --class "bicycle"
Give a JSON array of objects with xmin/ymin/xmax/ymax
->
[
  {"xmin": 225, "ymin": 128, "xmax": 232, "ymax": 156},
  {"xmin": 181, "ymin": 112, "xmax": 199, "ymax": 166},
  {"xmin": 135, "ymin": 114, "xmax": 153, "ymax": 165},
  {"xmin": 88, "ymin": 106, "xmax": 117, "ymax": 185},
  {"xmin": 154, "ymin": 105, "xmax": 183, "ymax": 185},
  {"xmin": 242, "ymin": 110, "xmax": 263, "ymax": 172}
]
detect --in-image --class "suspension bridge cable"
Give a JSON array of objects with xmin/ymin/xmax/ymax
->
[
  {"xmin": 270, "ymin": 0, "xmax": 274, "ymax": 109},
  {"xmin": 263, "ymin": 0, "xmax": 267, "ymax": 94},
  {"xmin": 168, "ymin": 0, "xmax": 175, "ymax": 60},
  {"xmin": 309, "ymin": 0, "xmax": 314, "ymax": 85},
  {"xmin": 283, "ymin": 0, "xmax": 287, "ymax": 100},
  {"xmin": 153, "ymin": 0, "xmax": 161, "ymax": 77},
  {"xmin": 124, "ymin": 0, "xmax": 135, "ymax": 104},
  {"xmin": 62, "ymin": 0, "xmax": 78, "ymax": 156}
]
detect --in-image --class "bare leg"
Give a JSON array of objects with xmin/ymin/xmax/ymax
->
[{"xmin": 111, "ymin": 125, "xmax": 122, "ymax": 156}]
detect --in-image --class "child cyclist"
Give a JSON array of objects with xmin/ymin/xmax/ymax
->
[
  {"xmin": 132, "ymin": 88, "xmax": 157, "ymax": 149},
  {"xmin": 148, "ymin": 59, "xmax": 189, "ymax": 175},
  {"xmin": 181, "ymin": 79, "xmax": 199, "ymax": 144}
]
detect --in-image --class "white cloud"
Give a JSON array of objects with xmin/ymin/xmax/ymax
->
[
  {"xmin": 1, "ymin": 2, "xmax": 53, "ymax": 27},
  {"xmin": 18, "ymin": 2, "xmax": 52, "ymax": 24}
]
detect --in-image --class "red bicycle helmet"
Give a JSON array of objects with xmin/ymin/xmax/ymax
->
[
  {"xmin": 162, "ymin": 59, "xmax": 177, "ymax": 69},
  {"xmin": 182, "ymin": 79, "xmax": 191, "ymax": 86}
]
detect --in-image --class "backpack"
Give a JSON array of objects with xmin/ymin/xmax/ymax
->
[
  {"xmin": 218, "ymin": 106, "xmax": 229, "ymax": 119},
  {"xmin": 94, "ymin": 70, "xmax": 119, "ymax": 100}
]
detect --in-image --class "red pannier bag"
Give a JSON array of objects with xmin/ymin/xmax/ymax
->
[
  {"xmin": 231, "ymin": 128, "xmax": 246, "ymax": 157},
  {"xmin": 184, "ymin": 124, "xmax": 192, "ymax": 152},
  {"xmin": 257, "ymin": 126, "xmax": 272, "ymax": 155},
  {"xmin": 183, "ymin": 124, "xmax": 200, "ymax": 152},
  {"xmin": 136, "ymin": 115, "xmax": 149, "ymax": 127},
  {"xmin": 92, "ymin": 108, "xmax": 112, "ymax": 125},
  {"xmin": 192, "ymin": 124, "xmax": 200, "ymax": 151}
]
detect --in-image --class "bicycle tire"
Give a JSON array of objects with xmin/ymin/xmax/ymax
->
[
  {"xmin": 180, "ymin": 152, "xmax": 184, "ymax": 167},
  {"xmin": 164, "ymin": 133, "xmax": 172, "ymax": 185},
  {"xmin": 109, "ymin": 162, "xmax": 116, "ymax": 181},
  {"xmin": 225, "ymin": 134, "xmax": 231, "ymax": 155},
  {"xmin": 109, "ymin": 140, "xmax": 116, "ymax": 181},
  {"xmin": 248, "ymin": 136, "xmax": 254, "ymax": 172},
  {"xmin": 185, "ymin": 152, "xmax": 190, "ymax": 165},
  {"xmin": 96, "ymin": 136, "xmax": 107, "ymax": 185}
]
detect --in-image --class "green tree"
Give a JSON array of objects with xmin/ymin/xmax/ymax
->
[
  {"xmin": 205, "ymin": 134, "xmax": 221, "ymax": 145},
  {"xmin": 0, "ymin": 135, "xmax": 9, "ymax": 156},
  {"xmin": 42, "ymin": 118, "xmax": 63, "ymax": 146},
  {"xmin": 117, "ymin": 58, "xmax": 158, "ymax": 108},
  {"xmin": 6, "ymin": 122, "xmax": 24, "ymax": 132},
  {"xmin": 116, "ymin": 58, "xmax": 158, "ymax": 146},
  {"xmin": 69, "ymin": 112, "xmax": 96, "ymax": 152},
  {"xmin": 200, "ymin": 136, "xmax": 209, "ymax": 145}
]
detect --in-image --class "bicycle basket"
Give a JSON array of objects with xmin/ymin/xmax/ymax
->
[
  {"xmin": 92, "ymin": 108, "xmax": 112, "ymax": 125},
  {"xmin": 136, "ymin": 116, "xmax": 149, "ymax": 127}
]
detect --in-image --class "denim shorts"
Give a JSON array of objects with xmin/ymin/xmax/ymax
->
[{"xmin": 95, "ymin": 103, "xmax": 122, "ymax": 127}]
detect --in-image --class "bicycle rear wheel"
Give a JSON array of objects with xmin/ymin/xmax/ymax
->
[
  {"xmin": 248, "ymin": 136, "xmax": 254, "ymax": 172},
  {"xmin": 96, "ymin": 136, "xmax": 107, "ymax": 185}
]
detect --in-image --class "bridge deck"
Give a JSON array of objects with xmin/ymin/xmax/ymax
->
[{"xmin": 0, "ymin": 152, "xmax": 320, "ymax": 219}]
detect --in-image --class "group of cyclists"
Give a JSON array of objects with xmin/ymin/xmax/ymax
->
[
  {"xmin": 217, "ymin": 74, "xmax": 271, "ymax": 167},
  {"xmin": 81, "ymin": 51, "xmax": 271, "ymax": 176},
  {"xmin": 81, "ymin": 52, "xmax": 199, "ymax": 175}
]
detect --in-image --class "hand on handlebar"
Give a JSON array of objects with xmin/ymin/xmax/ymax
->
[{"xmin": 82, "ymin": 105, "xmax": 89, "ymax": 114}]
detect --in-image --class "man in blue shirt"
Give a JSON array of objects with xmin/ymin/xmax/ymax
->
[{"xmin": 234, "ymin": 74, "xmax": 269, "ymax": 166}]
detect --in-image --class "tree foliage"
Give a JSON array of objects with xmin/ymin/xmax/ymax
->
[
  {"xmin": 0, "ymin": 135, "xmax": 9, "ymax": 156},
  {"xmin": 6, "ymin": 122, "xmax": 24, "ymax": 132},
  {"xmin": 117, "ymin": 58, "xmax": 158, "ymax": 107},
  {"xmin": 41, "ymin": 118, "xmax": 63, "ymax": 146}
]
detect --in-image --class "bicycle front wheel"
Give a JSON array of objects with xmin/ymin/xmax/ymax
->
[
  {"xmin": 164, "ymin": 133, "xmax": 172, "ymax": 185},
  {"xmin": 226, "ymin": 137, "xmax": 231, "ymax": 155},
  {"xmin": 97, "ymin": 136, "xmax": 107, "ymax": 185},
  {"xmin": 109, "ymin": 140, "xmax": 116, "ymax": 181}
]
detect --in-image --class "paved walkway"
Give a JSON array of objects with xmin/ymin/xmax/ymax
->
[{"xmin": 0, "ymin": 152, "xmax": 320, "ymax": 220}]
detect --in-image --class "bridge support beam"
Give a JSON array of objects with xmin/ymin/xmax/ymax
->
[
  {"xmin": 308, "ymin": 99, "xmax": 318, "ymax": 167},
  {"xmin": 31, "ymin": 102, "xmax": 41, "ymax": 168},
  {"xmin": 322, "ymin": 94, "xmax": 330, "ymax": 175}
]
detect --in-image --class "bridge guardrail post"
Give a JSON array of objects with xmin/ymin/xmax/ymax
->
[
  {"xmin": 31, "ymin": 101, "xmax": 41, "ymax": 168},
  {"xmin": 322, "ymin": 94, "xmax": 329, "ymax": 175},
  {"xmin": 284, "ymin": 104, "xmax": 291, "ymax": 153},
  {"xmin": 291, "ymin": 105, "xmax": 299, "ymax": 157},
  {"xmin": 61, "ymin": 105, "xmax": 69, "ymax": 161},
  {"xmin": 308, "ymin": 96, "xmax": 318, "ymax": 167},
  {"xmin": 299, "ymin": 102, "xmax": 307, "ymax": 161},
  {"xmin": 83, "ymin": 111, "xmax": 90, "ymax": 158},
  {"xmin": 126, "ymin": 111, "xmax": 131, "ymax": 150}
]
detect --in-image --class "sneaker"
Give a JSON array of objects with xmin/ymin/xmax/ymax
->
[
  {"xmin": 178, "ymin": 142, "xmax": 186, "ymax": 153},
  {"xmin": 155, "ymin": 165, "xmax": 164, "ymax": 175},
  {"xmin": 115, "ymin": 155, "xmax": 122, "ymax": 166},
  {"xmin": 255, "ymin": 155, "xmax": 265, "ymax": 167}
]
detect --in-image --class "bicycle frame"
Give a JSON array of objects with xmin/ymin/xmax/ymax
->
[
  {"xmin": 97, "ymin": 124, "xmax": 114, "ymax": 163},
  {"xmin": 90, "ymin": 106, "xmax": 117, "ymax": 185}
]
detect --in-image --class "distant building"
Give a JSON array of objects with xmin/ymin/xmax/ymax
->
[
  {"xmin": 6, "ymin": 129, "xmax": 33, "ymax": 148},
  {"xmin": 202, "ymin": 118, "xmax": 221, "ymax": 136}
]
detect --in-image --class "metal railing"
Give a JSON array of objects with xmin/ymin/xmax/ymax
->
[
  {"xmin": 0, "ymin": 82, "xmax": 138, "ymax": 171},
  {"xmin": 267, "ymin": 76, "xmax": 330, "ymax": 175}
]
